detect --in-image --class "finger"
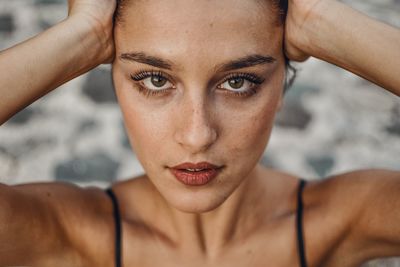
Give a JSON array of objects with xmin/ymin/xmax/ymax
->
[
  {"xmin": 284, "ymin": 42, "xmax": 310, "ymax": 62},
  {"xmin": 67, "ymin": 0, "xmax": 75, "ymax": 15}
]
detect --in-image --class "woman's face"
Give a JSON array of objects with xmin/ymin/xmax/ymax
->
[{"xmin": 112, "ymin": 0, "xmax": 285, "ymax": 213}]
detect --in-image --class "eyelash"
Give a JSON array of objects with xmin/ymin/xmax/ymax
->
[
  {"xmin": 218, "ymin": 73, "xmax": 265, "ymax": 97},
  {"xmin": 130, "ymin": 70, "xmax": 265, "ymax": 97},
  {"xmin": 130, "ymin": 70, "xmax": 172, "ymax": 97}
]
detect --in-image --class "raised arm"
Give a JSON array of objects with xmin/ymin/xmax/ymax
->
[
  {"xmin": 0, "ymin": 0, "xmax": 116, "ymax": 125},
  {"xmin": 284, "ymin": 0, "xmax": 400, "ymax": 262},
  {"xmin": 285, "ymin": 0, "xmax": 400, "ymax": 96},
  {"xmin": 0, "ymin": 0, "xmax": 116, "ymax": 265}
]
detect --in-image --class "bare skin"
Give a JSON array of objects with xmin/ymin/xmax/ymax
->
[{"xmin": 0, "ymin": 0, "xmax": 400, "ymax": 267}]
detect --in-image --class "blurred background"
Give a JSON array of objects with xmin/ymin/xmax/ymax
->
[{"xmin": 0, "ymin": 0, "xmax": 399, "ymax": 265}]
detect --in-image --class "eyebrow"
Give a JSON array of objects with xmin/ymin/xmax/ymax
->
[
  {"xmin": 216, "ymin": 54, "xmax": 276, "ymax": 72},
  {"xmin": 119, "ymin": 52, "xmax": 276, "ymax": 72},
  {"xmin": 120, "ymin": 52, "xmax": 173, "ymax": 70}
]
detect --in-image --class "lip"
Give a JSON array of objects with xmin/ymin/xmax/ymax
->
[
  {"xmin": 171, "ymin": 162, "xmax": 221, "ymax": 170},
  {"xmin": 169, "ymin": 162, "xmax": 223, "ymax": 186}
]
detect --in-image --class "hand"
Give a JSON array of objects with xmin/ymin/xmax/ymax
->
[
  {"xmin": 67, "ymin": 0, "xmax": 116, "ymax": 63},
  {"xmin": 284, "ymin": 0, "xmax": 327, "ymax": 62}
]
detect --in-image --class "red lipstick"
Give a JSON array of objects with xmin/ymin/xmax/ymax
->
[{"xmin": 169, "ymin": 162, "xmax": 223, "ymax": 186}]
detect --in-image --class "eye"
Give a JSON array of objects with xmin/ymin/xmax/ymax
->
[
  {"xmin": 220, "ymin": 77, "xmax": 249, "ymax": 91},
  {"xmin": 217, "ymin": 73, "xmax": 265, "ymax": 96},
  {"xmin": 141, "ymin": 74, "xmax": 173, "ymax": 91},
  {"xmin": 130, "ymin": 70, "xmax": 175, "ymax": 96},
  {"xmin": 141, "ymin": 74, "xmax": 173, "ymax": 90}
]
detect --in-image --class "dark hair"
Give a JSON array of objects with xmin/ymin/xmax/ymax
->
[
  {"xmin": 274, "ymin": 0, "xmax": 289, "ymax": 25},
  {"xmin": 270, "ymin": 0, "xmax": 297, "ymax": 93},
  {"xmin": 114, "ymin": 0, "xmax": 296, "ymax": 93}
]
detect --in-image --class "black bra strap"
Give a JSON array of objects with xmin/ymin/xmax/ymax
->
[
  {"xmin": 106, "ymin": 188, "xmax": 122, "ymax": 267},
  {"xmin": 296, "ymin": 179, "xmax": 308, "ymax": 267}
]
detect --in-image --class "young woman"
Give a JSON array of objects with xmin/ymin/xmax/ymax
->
[{"xmin": 0, "ymin": 0, "xmax": 399, "ymax": 266}]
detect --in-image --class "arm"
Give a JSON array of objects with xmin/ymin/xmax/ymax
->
[
  {"xmin": 0, "ymin": 183, "xmax": 70, "ymax": 265},
  {"xmin": 0, "ymin": 182, "xmax": 112, "ymax": 266},
  {"xmin": 330, "ymin": 170, "xmax": 400, "ymax": 261},
  {"xmin": 284, "ymin": 0, "xmax": 400, "ymax": 260},
  {"xmin": 285, "ymin": 0, "xmax": 400, "ymax": 96},
  {"xmin": 0, "ymin": 0, "xmax": 116, "ymax": 264},
  {"xmin": 0, "ymin": 0, "xmax": 115, "ymax": 125},
  {"xmin": 355, "ymin": 170, "xmax": 400, "ymax": 259}
]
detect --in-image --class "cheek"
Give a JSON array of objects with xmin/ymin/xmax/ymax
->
[
  {"xmin": 113, "ymin": 70, "xmax": 172, "ymax": 168},
  {"xmin": 218, "ymin": 74, "xmax": 283, "ymax": 160},
  {"xmin": 122, "ymin": 105, "xmax": 171, "ymax": 163},
  {"xmin": 219, "ymin": 98, "xmax": 277, "ymax": 161}
]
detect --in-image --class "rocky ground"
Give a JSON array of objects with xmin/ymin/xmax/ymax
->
[{"xmin": 0, "ymin": 0, "xmax": 399, "ymax": 265}]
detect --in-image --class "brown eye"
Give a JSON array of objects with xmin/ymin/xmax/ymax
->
[
  {"xmin": 151, "ymin": 76, "xmax": 168, "ymax": 88},
  {"xmin": 140, "ymin": 75, "xmax": 173, "ymax": 91},
  {"xmin": 219, "ymin": 77, "xmax": 253, "ymax": 92},
  {"xmin": 228, "ymin": 78, "xmax": 244, "ymax": 89}
]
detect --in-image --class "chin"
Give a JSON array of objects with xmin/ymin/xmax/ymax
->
[
  {"xmin": 164, "ymin": 186, "xmax": 232, "ymax": 214},
  {"xmin": 172, "ymin": 199, "xmax": 226, "ymax": 214}
]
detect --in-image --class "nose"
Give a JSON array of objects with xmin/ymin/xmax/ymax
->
[{"xmin": 174, "ymin": 97, "xmax": 218, "ymax": 154}]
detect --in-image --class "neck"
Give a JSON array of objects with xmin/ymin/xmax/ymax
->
[{"xmin": 155, "ymin": 164, "xmax": 268, "ymax": 259}]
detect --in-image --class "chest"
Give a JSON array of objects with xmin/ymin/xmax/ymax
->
[
  {"xmin": 108, "ymin": 216, "xmax": 357, "ymax": 267},
  {"xmin": 117, "ymin": 218, "xmax": 303, "ymax": 267}
]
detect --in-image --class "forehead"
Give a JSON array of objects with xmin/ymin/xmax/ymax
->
[{"xmin": 115, "ymin": 0, "xmax": 282, "ymax": 67}]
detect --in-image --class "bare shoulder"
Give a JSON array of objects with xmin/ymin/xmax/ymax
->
[
  {"xmin": 0, "ymin": 181, "xmax": 115, "ymax": 266},
  {"xmin": 305, "ymin": 168, "xmax": 400, "ymax": 217},
  {"xmin": 311, "ymin": 168, "xmax": 400, "ymax": 189},
  {"xmin": 44, "ymin": 182, "xmax": 117, "ymax": 266},
  {"xmin": 302, "ymin": 169, "xmax": 400, "ymax": 266}
]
